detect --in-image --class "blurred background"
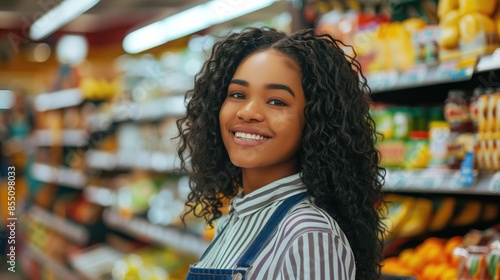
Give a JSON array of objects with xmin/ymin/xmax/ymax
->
[{"xmin": 1, "ymin": 0, "xmax": 500, "ymax": 279}]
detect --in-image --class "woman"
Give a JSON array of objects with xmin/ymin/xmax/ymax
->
[{"xmin": 177, "ymin": 27, "xmax": 386, "ymax": 280}]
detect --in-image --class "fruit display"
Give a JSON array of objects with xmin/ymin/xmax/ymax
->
[
  {"xmin": 383, "ymin": 224, "xmax": 500, "ymax": 280},
  {"xmin": 382, "ymin": 236, "xmax": 462, "ymax": 279},
  {"xmin": 438, "ymin": 0, "xmax": 499, "ymax": 60},
  {"xmin": 382, "ymin": 194, "xmax": 499, "ymax": 241}
]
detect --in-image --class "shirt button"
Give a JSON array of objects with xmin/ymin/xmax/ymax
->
[{"xmin": 232, "ymin": 272, "xmax": 243, "ymax": 280}]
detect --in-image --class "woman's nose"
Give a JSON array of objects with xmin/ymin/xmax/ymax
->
[{"xmin": 236, "ymin": 100, "xmax": 265, "ymax": 122}]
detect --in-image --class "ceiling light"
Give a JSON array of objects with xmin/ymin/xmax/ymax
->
[
  {"xmin": 29, "ymin": 0, "xmax": 100, "ymax": 41},
  {"xmin": 123, "ymin": 0, "xmax": 278, "ymax": 54}
]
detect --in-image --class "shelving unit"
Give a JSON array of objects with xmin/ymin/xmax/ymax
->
[
  {"xmin": 31, "ymin": 163, "xmax": 87, "ymax": 189},
  {"xmin": 103, "ymin": 209, "xmax": 209, "ymax": 257},
  {"xmin": 23, "ymin": 245, "xmax": 83, "ymax": 280},
  {"xmin": 28, "ymin": 205, "xmax": 90, "ymax": 245},
  {"xmin": 11, "ymin": 1, "xmax": 500, "ymax": 279}
]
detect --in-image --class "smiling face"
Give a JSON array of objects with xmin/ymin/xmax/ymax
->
[{"xmin": 219, "ymin": 49, "xmax": 306, "ymax": 186}]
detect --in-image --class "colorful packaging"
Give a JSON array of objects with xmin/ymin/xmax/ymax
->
[{"xmin": 429, "ymin": 121, "xmax": 451, "ymax": 167}]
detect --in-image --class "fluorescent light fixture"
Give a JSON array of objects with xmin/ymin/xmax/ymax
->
[
  {"xmin": 29, "ymin": 0, "xmax": 100, "ymax": 41},
  {"xmin": 0, "ymin": 90, "xmax": 14, "ymax": 109},
  {"xmin": 123, "ymin": 0, "xmax": 278, "ymax": 54},
  {"xmin": 34, "ymin": 88, "xmax": 84, "ymax": 111}
]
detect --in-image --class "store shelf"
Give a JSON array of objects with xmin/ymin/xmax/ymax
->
[
  {"xmin": 113, "ymin": 95, "xmax": 186, "ymax": 122},
  {"xmin": 29, "ymin": 205, "xmax": 90, "ymax": 246},
  {"xmin": 103, "ymin": 209, "xmax": 209, "ymax": 257},
  {"xmin": 476, "ymin": 49, "xmax": 500, "ymax": 73},
  {"xmin": 87, "ymin": 112, "xmax": 113, "ymax": 132},
  {"xmin": 84, "ymin": 185, "xmax": 115, "ymax": 207},
  {"xmin": 23, "ymin": 244, "xmax": 83, "ymax": 280},
  {"xmin": 34, "ymin": 88, "xmax": 84, "ymax": 112},
  {"xmin": 368, "ymin": 60, "xmax": 475, "ymax": 94},
  {"xmin": 384, "ymin": 168, "xmax": 500, "ymax": 196},
  {"xmin": 34, "ymin": 129, "xmax": 88, "ymax": 147},
  {"xmin": 31, "ymin": 163, "xmax": 87, "ymax": 189},
  {"xmin": 86, "ymin": 150, "xmax": 181, "ymax": 172},
  {"xmin": 69, "ymin": 244, "xmax": 124, "ymax": 280}
]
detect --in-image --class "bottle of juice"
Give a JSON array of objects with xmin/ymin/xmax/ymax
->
[
  {"xmin": 469, "ymin": 87, "xmax": 484, "ymax": 133},
  {"xmin": 429, "ymin": 121, "xmax": 450, "ymax": 168}
]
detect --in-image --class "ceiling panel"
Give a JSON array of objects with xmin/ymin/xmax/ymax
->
[{"xmin": 0, "ymin": 0, "xmax": 209, "ymax": 31}]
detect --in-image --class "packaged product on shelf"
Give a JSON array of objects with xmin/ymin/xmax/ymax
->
[
  {"xmin": 486, "ymin": 239, "xmax": 500, "ymax": 280},
  {"xmin": 444, "ymin": 89, "xmax": 474, "ymax": 169},
  {"xmin": 487, "ymin": 88, "xmax": 499, "ymax": 133},
  {"xmin": 456, "ymin": 245, "xmax": 490, "ymax": 279},
  {"xmin": 469, "ymin": 87, "xmax": 484, "ymax": 132},
  {"xmin": 393, "ymin": 108, "xmax": 413, "ymax": 140},
  {"xmin": 428, "ymin": 121, "xmax": 451, "ymax": 167},
  {"xmin": 403, "ymin": 131, "xmax": 430, "ymax": 169},
  {"xmin": 458, "ymin": 150, "xmax": 475, "ymax": 187}
]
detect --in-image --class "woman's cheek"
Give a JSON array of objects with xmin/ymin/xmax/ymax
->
[{"xmin": 270, "ymin": 111, "xmax": 298, "ymax": 133}]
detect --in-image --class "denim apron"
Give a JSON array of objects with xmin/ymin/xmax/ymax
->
[{"xmin": 185, "ymin": 192, "xmax": 307, "ymax": 280}]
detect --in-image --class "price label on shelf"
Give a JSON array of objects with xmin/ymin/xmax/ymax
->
[
  {"xmin": 488, "ymin": 171, "xmax": 500, "ymax": 191},
  {"xmin": 435, "ymin": 60, "xmax": 474, "ymax": 82},
  {"xmin": 398, "ymin": 64, "xmax": 427, "ymax": 87},
  {"xmin": 368, "ymin": 70, "xmax": 398, "ymax": 91}
]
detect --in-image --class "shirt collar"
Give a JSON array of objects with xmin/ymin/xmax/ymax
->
[{"xmin": 230, "ymin": 173, "xmax": 307, "ymax": 219}]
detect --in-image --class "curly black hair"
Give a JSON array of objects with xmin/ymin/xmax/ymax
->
[{"xmin": 176, "ymin": 27, "xmax": 386, "ymax": 280}]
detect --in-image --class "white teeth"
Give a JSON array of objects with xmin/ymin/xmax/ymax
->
[{"xmin": 235, "ymin": 131, "xmax": 267, "ymax": 141}]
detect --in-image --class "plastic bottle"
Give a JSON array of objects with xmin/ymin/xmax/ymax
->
[
  {"xmin": 428, "ymin": 121, "xmax": 450, "ymax": 168},
  {"xmin": 469, "ymin": 87, "xmax": 484, "ymax": 133},
  {"xmin": 444, "ymin": 89, "xmax": 474, "ymax": 169}
]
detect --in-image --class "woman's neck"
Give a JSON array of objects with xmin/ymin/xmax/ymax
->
[{"xmin": 241, "ymin": 164, "xmax": 298, "ymax": 195}]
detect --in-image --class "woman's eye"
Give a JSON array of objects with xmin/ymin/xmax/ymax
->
[
  {"xmin": 268, "ymin": 99, "xmax": 286, "ymax": 106},
  {"xmin": 228, "ymin": 92, "xmax": 245, "ymax": 99}
]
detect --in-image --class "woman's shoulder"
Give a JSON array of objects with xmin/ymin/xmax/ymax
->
[{"xmin": 277, "ymin": 198, "xmax": 351, "ymax": 247}]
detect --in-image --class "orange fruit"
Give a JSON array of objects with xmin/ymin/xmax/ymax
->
[
  {"xmin": 382, "ymin": 257, "xmax": 414, "ymax": 276},
  {"xmin": 407, "ymin": 253, "xmax": 427, "ymax": 274},
  {"xmin": 440, "ymin": 267, "xmax": 458, "ymax": 280},
  {"xmin": 399, "ymin": 248, "xmax": 415, "ymax": 267},
  {"xmin": 444, "ymin": 236, "xmax": 463, "ymax": 260},
  {"xmin": 422, "ymin": 263, "xmax": 438, "ymax": 279}
]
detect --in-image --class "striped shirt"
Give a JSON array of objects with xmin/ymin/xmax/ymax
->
[{"xmin": 194, "ymin": 174, "xmax": 356, "ymax": 279}]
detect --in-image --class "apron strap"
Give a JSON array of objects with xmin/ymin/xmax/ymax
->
[{"xmin": 235, "ymin": 192, "xmax": 307, "ymax": 268}]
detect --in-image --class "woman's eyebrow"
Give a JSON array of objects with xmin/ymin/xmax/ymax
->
[
  {"xmin": 266, "ymin": 83, "xmax": 295, "ymax": 97},
  {"xmin": 230, "ymin": 79, "xmax": 295, "ymax": 97},
  {"xmin": 229, "ymin": 79, "xmax": 248, "ymax": 86}
]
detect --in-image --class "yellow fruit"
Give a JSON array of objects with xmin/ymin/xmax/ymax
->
[
  {"xmin": 439, "ymin": 9, "xmax": 461, "ymax": 49},
  {"xmin": 440, "ymin": 27, "xmax": 460, "ymax": 50},
  {"xmin": 459, "ymin": 0, "xmax": 497, "ymax": 17},
  {"xmin": 403, "ymin": 18, "xmax": 427, "ymax": 32},
  {"xmin": 399, "ymin": 248, "xmax": 415, "ymax": 267},
  {"xmin": 450, "ymin": 200, "xmax": 482, "ymax": 227},
  {"xmin": 438, "ymin": 0, "xmax": 459, "ymax": 19},
  {"xmin": 428, "ymin": 198, "xmax": 455, "ymax": 232},
  {"xmin": 441, "ymin": 267, "xmax": 458, "ymax": 280},
  {"xmin": 459, "ymin": 12, "xmax": 496, "ymax": 44},
  {"xmin": 398, "ymin": 198, "xmax": 433, "ymax": 238}
]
